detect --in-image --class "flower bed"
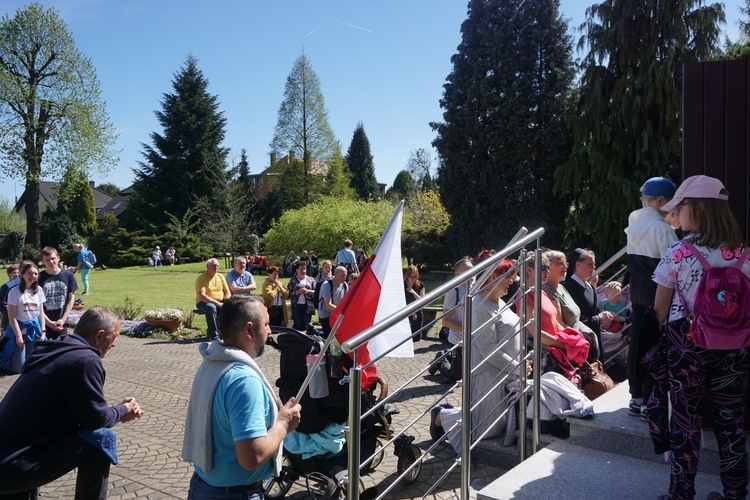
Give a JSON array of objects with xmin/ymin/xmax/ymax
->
[
  {"xmin": 143, "ymin": 308, "xmax": 183, "ymax": 321},
  {"xmin": 68, "ymin": 307, "xmax": 199, "ymax": 339}
]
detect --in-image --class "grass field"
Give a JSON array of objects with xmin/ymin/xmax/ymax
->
[{"xmin": 71, "ymin": 262, "xmax": 445, "ymax": 336}]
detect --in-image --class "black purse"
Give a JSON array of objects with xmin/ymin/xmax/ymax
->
[{"xmin": 305, "ymin": 296, "xmax": 316, "ymax": 315}]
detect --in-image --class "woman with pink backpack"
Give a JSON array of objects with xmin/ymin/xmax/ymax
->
[{"xmin": 653, "ymin": 175, "xmax": 750, "ymax": 500}]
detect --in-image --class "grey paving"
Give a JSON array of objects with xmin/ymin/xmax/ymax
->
[
  {"xmin": 477, "ymin": 440, "xmax": 724, "ymax": 500},
  {"xmin": 0, "ymin": 332, "xmax": 503, "ymax": 499}
]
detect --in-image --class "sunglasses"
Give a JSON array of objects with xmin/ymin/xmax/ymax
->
[{"xmin": 540, "ymin": 265, "xmax": 550, "ymax": 272}]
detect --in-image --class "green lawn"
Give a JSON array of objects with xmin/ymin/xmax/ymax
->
[
  {"xmin": 73, "ymin": 262, "xmax": 445, "ymax": 335},
  {"xmin": 76, "ymin": 262, "xmax": 217, "ymax": 332}
]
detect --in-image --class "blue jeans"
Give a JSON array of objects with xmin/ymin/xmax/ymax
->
[
  {"xmin": 196, "ymin": 302, "xmax": 220, "ymax": 340},
  {"xmin": 291, "ymin": 303, "xmax": 310, "ymax": 331},
  {"xmin": 187, "ymin": 473, "xmax": 263, "ymax": 500},
  {"xmin": 0, "ymin": 340, "xmax": 35, "ymax": 374}
]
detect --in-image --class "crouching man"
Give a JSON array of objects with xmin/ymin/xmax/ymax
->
[
  {"xmin": 0, "ymin": 306, "xmax": 143, "ymax": 499},
  {"xmin": 182, "ymin": 296, "xmax": 301, "ymax": 499}
]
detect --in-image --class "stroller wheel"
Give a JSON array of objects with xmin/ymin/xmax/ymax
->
[
  {"xmin": 397, "ymin": 445, "xmax": 423, "ymax": 485},
  {"xmin": 263, "ymin": 473, "xmax": 293, "ymax": 499},
  {"xmin": 307, "ymin": 471, "xmax": 364, "ymax": 500},
  {"xmin": 370, "ymin": 438, "xmax": 385, "ymax": 469}
]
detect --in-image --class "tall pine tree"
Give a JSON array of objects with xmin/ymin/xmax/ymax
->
[
  {"xmin": 555, "ymin": 0, "xmax": 724, "ymax": 256},
  {"xmin": 270, "ymin": 53, "xmax": 340, "ymax": 179},
  {"xmin": 126, "ymin": 55, "xmax": 228, "ymax": 231},
  {"xmin": 432, "ymin": 0, "xmax": 575, "ymax": 255},
  {"xmin": 346, "ymin": 122, "xmax": 379, "ymax": 200},
  {"xmin": 236, "ymin": 148, "xmax": 251, "ymax": 191}
]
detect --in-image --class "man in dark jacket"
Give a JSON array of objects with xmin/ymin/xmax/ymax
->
[
  {"xmin": 564, "ymin": 248, "xmax": 609, "ymax": 362},
  {"xmin": 0, "ymin": 306, "xmax": 143, "ymax": 499}
]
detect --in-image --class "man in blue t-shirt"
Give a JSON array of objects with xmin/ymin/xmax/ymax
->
[
  {"xmin": 334, "ymin": 239, "xmax": 359, "ymax": 275},
  {"xmin": 182, "ymin": 297, "xmax": 301, "ymax": 497},
  {"xmin": 225, "ymin": 257, "xmax": 257, "ymax": 297}
]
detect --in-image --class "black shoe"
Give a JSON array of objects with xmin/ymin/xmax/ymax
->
[
  {"xmin": 430, "ymin": 403, "xmax": 454, "ymax": 442},
  {"xmin": 628, "ymin": 399, "xmax": 643, "ymax": 416},
  {"xmin": 428, "ymin": 351, "xmax": 445, "ymax": 375},
  {"xmin": 640, "ymin": 406, "xmax": 649, "ymax": 422}
]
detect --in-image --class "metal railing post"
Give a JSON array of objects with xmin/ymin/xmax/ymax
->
[
  {"xmin": 460, "ymin": 287, "xmax": 474, "ymax": 500},
  {"xmin": 532, "ymin": 245, "xmax": 542, "ymax": 453},
  {"xmin": 518, "ymin": 249, "xmax": 528, "ymax": 460},
  {"xmin": 347, "ymin": 351, "xmax": 361, "ymax": 500}
]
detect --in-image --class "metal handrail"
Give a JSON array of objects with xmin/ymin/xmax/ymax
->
[
  {"xmin": 344, "ymin": 227, "xmax": 545, "ymax": 499},
  {"xmin": 343, "ymin": 227, "xmax": 542, "ymax": 353}
]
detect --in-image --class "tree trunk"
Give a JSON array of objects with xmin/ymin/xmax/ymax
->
[
  {"xmin": 24, "ymin": 174, "xmax": 41, "ymax": 249},
  {"xmin": 23, "ymin": 100, "xmax": 49, "ymax": 250}
]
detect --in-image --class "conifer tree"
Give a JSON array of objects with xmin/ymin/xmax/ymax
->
[
  {"xmin": 432, "ymin": 0, "xmax": 575, "ymax": 254},
  {"xmin": 270, "ymin": 53, "xmax": 339, "ymax": 175},
  {"xmin": 236, "ymin": 149, "xmax": 251, "ymax": 191},
  {"xmin": 56, "ymin": 167, "xmax": 96, "ymax": 236},
  {"xmin": 127, "ymin": 55, "xmax": 228, "ymax": 231},
  {"xmin": 346, "ymin": 122, "xmax": 379, "ymax": 200},
  {"xmin": 323, "ymin": 153, "xmax": 356, "ymax": 199},
  {"xmin": 389, "ymin": 170, "xmax": 417, "ymax": 202},
  {"xmin": 555, "ymin": 0, "xmax": 724, "ymax": 256},
  {"xmin": 725, "ymin": 0, "xmax": 750, "ymax": 59}
]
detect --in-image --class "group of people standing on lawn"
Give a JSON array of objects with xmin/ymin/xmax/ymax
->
[
  {"xmin": 0, "ymin": 244, "xmax": 94, "ymax": 374},
  {"xmin": 194, "ymin": 241, "xmax": 367, "ymax": 341}
]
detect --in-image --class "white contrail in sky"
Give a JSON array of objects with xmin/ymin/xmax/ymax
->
[
  {"xmin": 324, "ymin": 17, "xmax": 373, "ymax": 33},
  {"xmin": 307, "ymin": 26, "xmax": 320, "ymax": 36}
]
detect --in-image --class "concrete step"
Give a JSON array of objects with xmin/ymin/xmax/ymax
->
[
  {"xmin": 476, "ymin": 440, "xmax": 724, "ymax": 500},
  {"xmin": 472, "ymin": 428, "xmax": 560, "ymax": 472},
  {"xmin": 568, "ymin": 382, "xmax": 746, "ymax": 476}
]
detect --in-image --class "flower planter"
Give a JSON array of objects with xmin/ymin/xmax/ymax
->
[{"xmin": 145, "ymin": 319, "xmax": 181, "ymax": 331}]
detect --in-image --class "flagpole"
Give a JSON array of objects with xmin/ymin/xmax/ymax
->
[{"xmin": 294, "ymin": 314, "xmax": 345, "ymax": 402}]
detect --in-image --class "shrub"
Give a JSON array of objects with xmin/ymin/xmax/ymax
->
[
  {"xmin": 111, "ymin": 296, "xmax": 144, "ymax": 320},
  {"xmin": 0, "ymin": 198, "xmax": 25, "ymax": 234},
  {"xmin": 40, "ymin": 207, "xmax": 81, "ymax": 250},
  {"xmin": 88, "ymin": 228, "xmax": 211, "ymax": 267},
  {"xmin": 22, "ymin": 244, "xmax": 39, "ymax": 261},
  {"xmin": 8, "ymin": 231, "xmax": 25, "ymax": 261}
]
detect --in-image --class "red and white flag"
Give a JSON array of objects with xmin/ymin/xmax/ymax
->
[{"xmin": 331, "ymin": 201, "xmax": 414, "ymax": 388}]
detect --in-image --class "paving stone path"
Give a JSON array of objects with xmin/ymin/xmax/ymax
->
[{"xmin": 0, "ymin": 332, "xmax": 505, "ymax": 499}]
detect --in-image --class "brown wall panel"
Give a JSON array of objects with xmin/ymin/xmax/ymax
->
[
  {"xmin": 683, "ymin": 62, "xmax": 705, "ymax": 178},
  {"xmin": 702, "ymin": 61, "xmax": 727, "ymax": 179},
  {"xmin": 725, "ymin": 60, "xmax": 748, "ymax": 239},
  {"xmin": 682, "ymin": 60, "xmax": 750, "ymax": 242}
]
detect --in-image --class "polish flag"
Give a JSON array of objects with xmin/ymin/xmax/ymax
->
[{"xmin": 331, "ymin": 201, "xmax": 414, "ymax": 389}]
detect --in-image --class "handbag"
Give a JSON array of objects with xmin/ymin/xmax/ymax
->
[
  {"xmin": 305, "ymin": 297, "xmax": 316, "ymax": 316},
  {"xmin": 580, "ymin": 360, "xmax": 614, "ymax": 400}
]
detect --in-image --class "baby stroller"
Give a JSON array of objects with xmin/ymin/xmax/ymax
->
[{"xmin": 263, "ymin": 325, "xmax": 422, "ymax": 499}]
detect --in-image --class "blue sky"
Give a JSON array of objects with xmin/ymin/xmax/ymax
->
[{"xmin": 0, "ymin": 0, "xmax": 743, "ymax": 204}]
